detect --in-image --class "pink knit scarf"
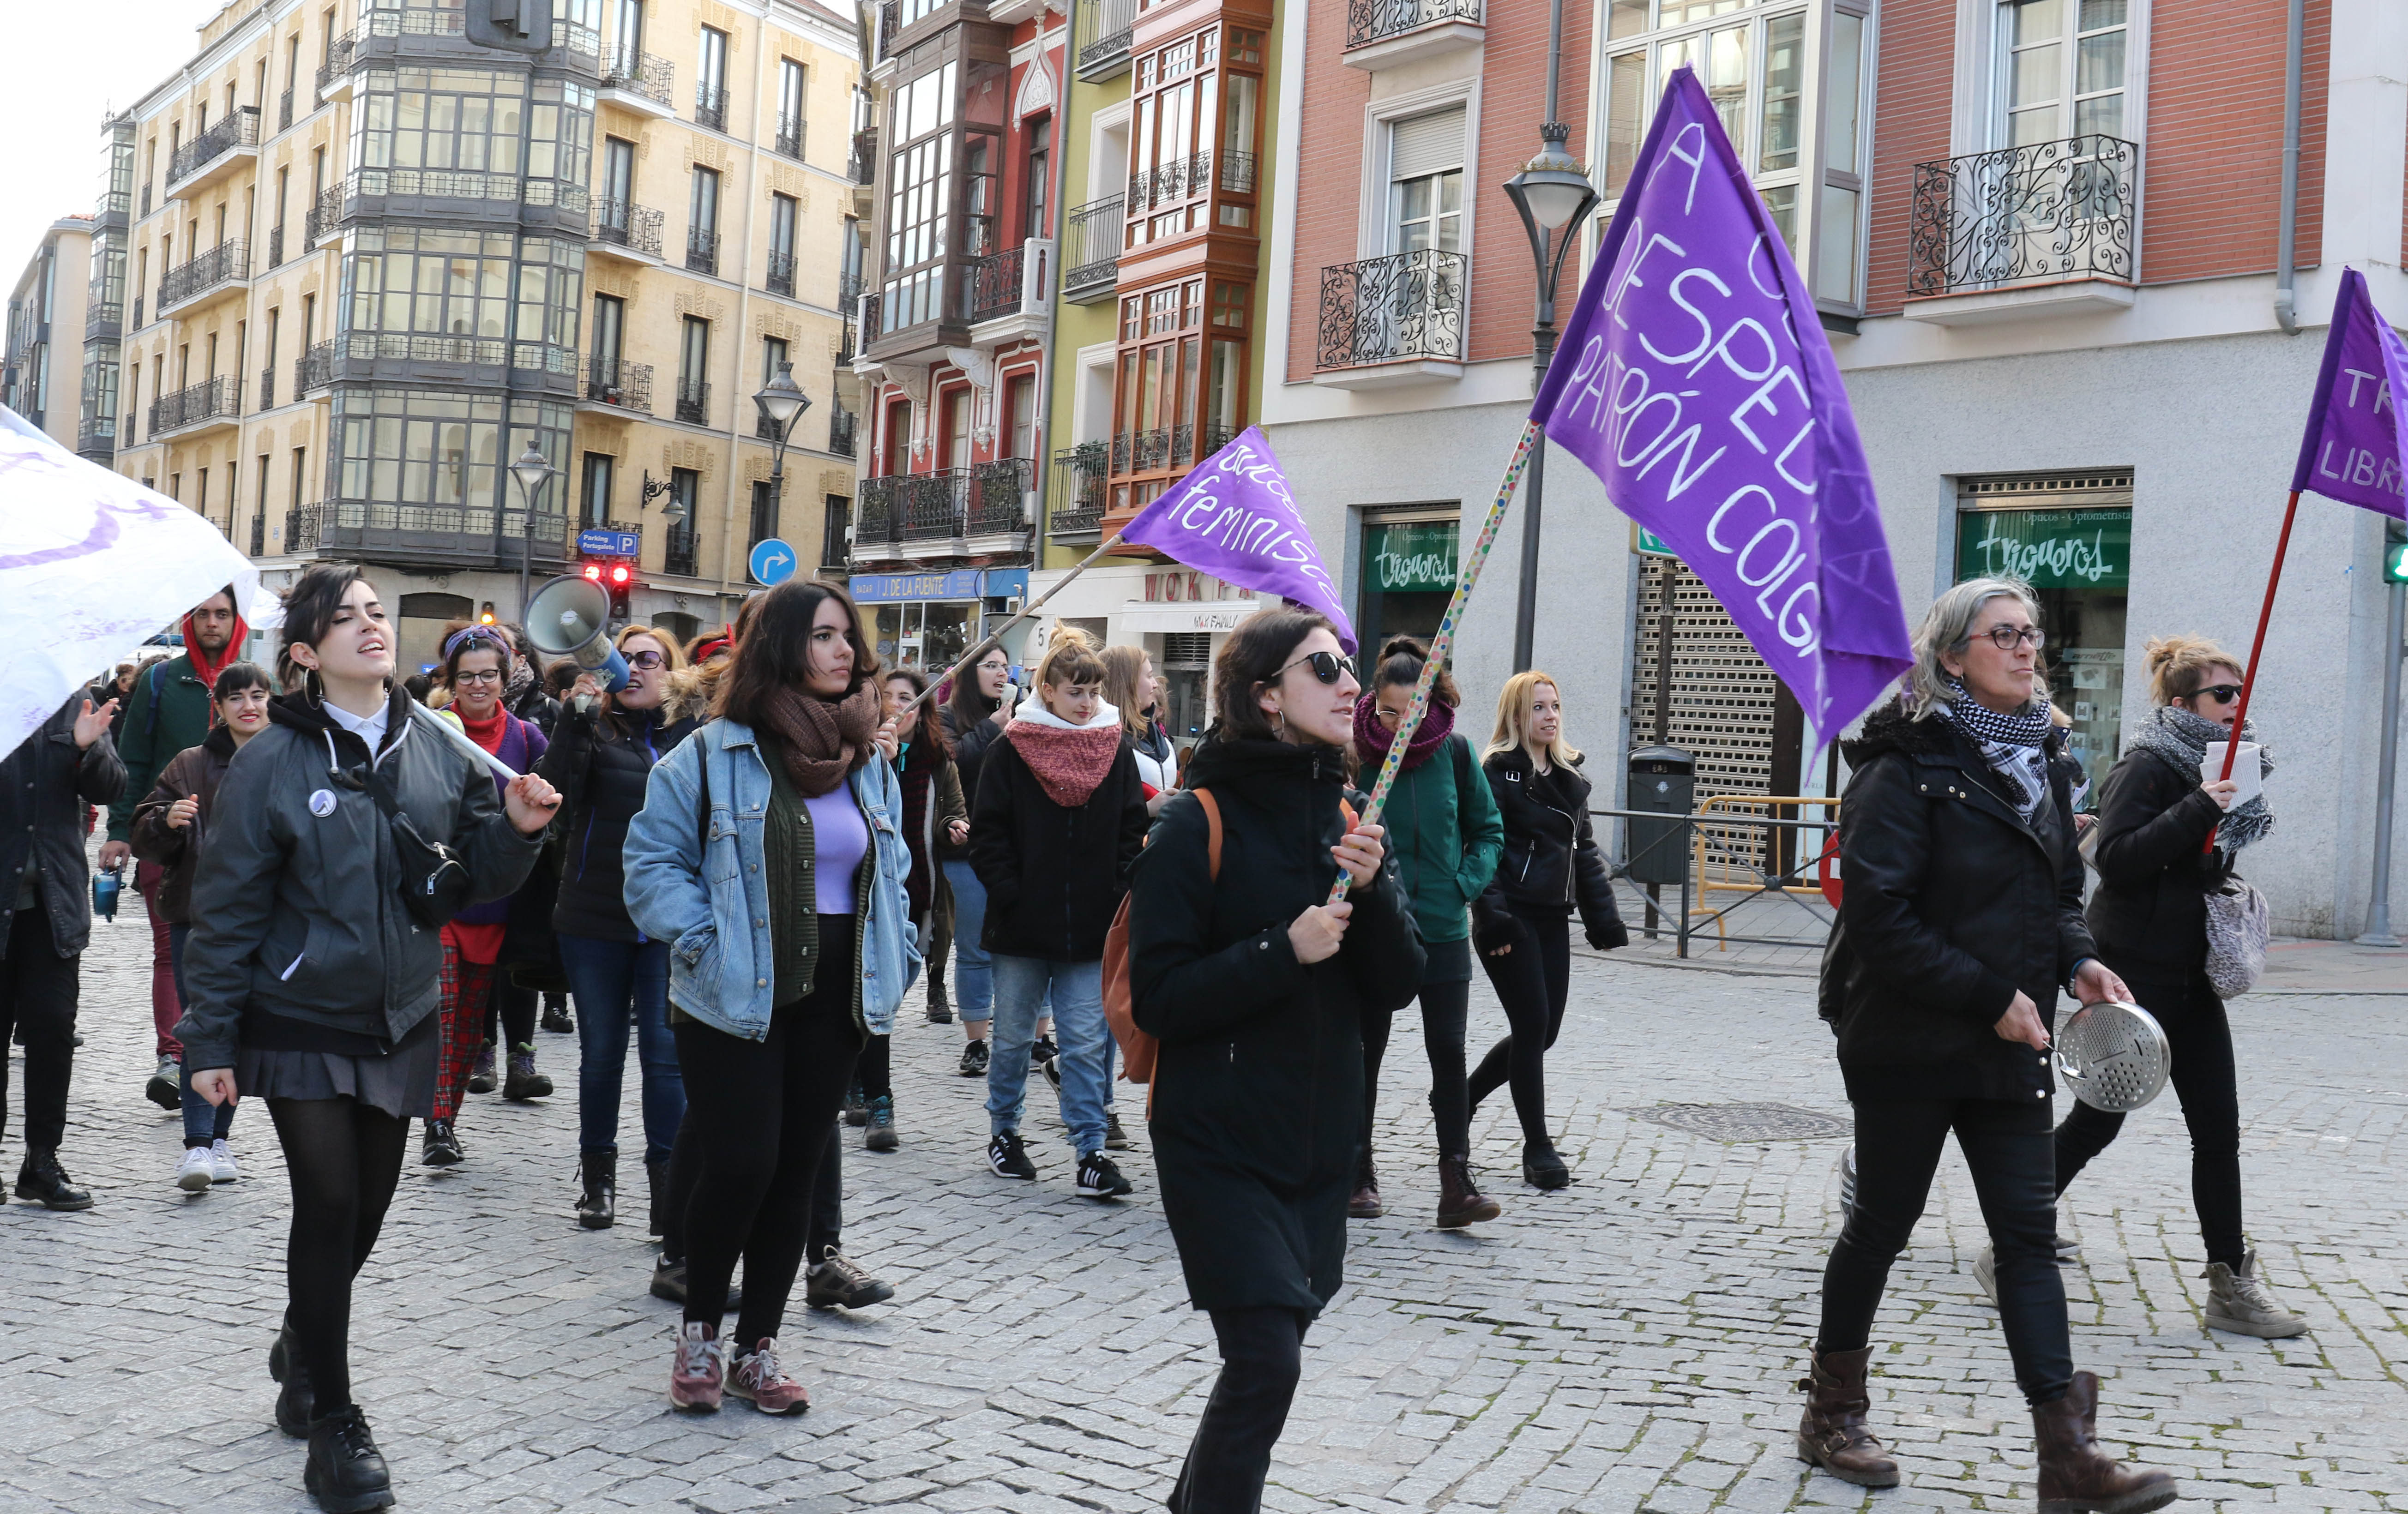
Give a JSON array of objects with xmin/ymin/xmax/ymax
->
[{"xmin": 1005, "ymin": 717, "xmax": 1122, "ymax": 807}]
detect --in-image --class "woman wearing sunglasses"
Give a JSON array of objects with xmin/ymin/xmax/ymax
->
[
  {"xmin": 1802, "ymin": 578, "xmax": 2174, "ymax": 1510},
  {"xmin": 1127, "ymin": 613, "xmax": 1423, "ymax": 1514},
  {"xmin": 420, "ymin": 623, "xmax": 553, "ymax": 1167},
  {"xmin": 536, "ymin": 626, "xmax": 707, "ymax": 1240},
  {"xmin": 2044, "ymin": 633, "xmax": 2303, "ymax": 1338},
  {"xmin": 1469, "ymin": 670, "xmax": 1627, "ymax": 1191}
]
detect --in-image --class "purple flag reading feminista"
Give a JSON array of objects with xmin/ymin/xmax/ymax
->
[
  {"xmin": 1531, "ymin": 66, "xmax": 1910, "ymax": 739},
  {"xmin": 1121, "ymin": 426, "xmax": 1358, "ymax": 651},
  {"xmin": 2289, "ymin": 267, "xmax": 2408, "ymax": 520}
]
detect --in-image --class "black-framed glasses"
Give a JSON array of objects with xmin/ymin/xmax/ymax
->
[
  {"xmin": 2190, "ymin": 682, "xmax": 2244, "ymax": 704},
  {"xmin": 454, "ymin": 668, "xmax": 505, "ymax": 685},
  {"xmin": 627, "ymin": 650, "xmax": 668, "ymax": 670},
  {"xmin": 1272, "ymin": 650, "xmax": 1357, "ymax": 686},
  {"xmin": 1970, "ymin": 623, "xmax": 2046, "ymax": 652}
]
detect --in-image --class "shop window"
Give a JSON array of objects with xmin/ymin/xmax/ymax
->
[{"xmin": 1359, "ymin": 508, "xmax": 1461, "ymax": 649}]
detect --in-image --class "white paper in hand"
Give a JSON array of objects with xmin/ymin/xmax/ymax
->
[{"xmin": 2203, "ymin": 742, "xmax": 2264, "ymax": 807}]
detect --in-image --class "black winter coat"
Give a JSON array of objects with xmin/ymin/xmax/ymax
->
[
  {"xmin": 536, "ymin": 699, "xmax": 702, "ymax": 941},
  {"xmin": 0, "ymin": 696, "xmax": 127, "ymax": 959},
  {"xmin": 965, "ymin": 727, "xmax": 1149, "ymax": 961},
  {"xmin": 2083, "ymin": 746, "xmax": 2229, "ymax": 971},
  {"xmin": 1820, "ymin": 702, "xmax": 2093, "ymax": 1104},
  {"xmin": 1474, "ymin": 747, "xmax": 1628, "ymax": 951},
  {"xmin": 1128, "ymin": 737, "xmax": 1425, "ymax": 1315},
  {"xmin": 939, "ymin": 701, "xmax": 1003, "ymax": 859}
]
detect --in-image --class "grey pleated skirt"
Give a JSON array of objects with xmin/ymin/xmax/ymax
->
[{"xmin": 235, "ymin": 1017, "xmax": 439, "ymax": 1121}]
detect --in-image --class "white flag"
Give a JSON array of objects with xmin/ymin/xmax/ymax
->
[{"xmin": 0, "ymin": 406, "xmax": 273, "ymax": 758}]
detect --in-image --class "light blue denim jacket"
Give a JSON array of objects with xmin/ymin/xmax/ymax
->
[{"xmin": 622, "ymin": 716, "xmax": 919, "ymax": 1039}]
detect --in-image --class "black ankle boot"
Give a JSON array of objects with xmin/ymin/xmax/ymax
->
[
  {"xmin": 304, "ymin": 1404, "xmax": 395, "ymax": 1512},
  {"xmin": 271, "ymin": 1320, "xmax": 315, "ymax": 1436},
  {"xmin": 13, "ymin": 1150, "xmax": 92, "ymax": 1210},
  {"xmin": 1521, "ymin": 1141, "xmax": 1571, "ymax": 1190},
  {"xmin": 576, "ymin": 1149, "xmax": 616, "ymax": 1230}
]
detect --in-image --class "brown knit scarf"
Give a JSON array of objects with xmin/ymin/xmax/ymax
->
[
  {"xmin": 757, "ymin": 678, "xmax": 883, "ymax": 796},
  {"xmin": 1005, "ymin": 715, "xmax": 1124, "ymax": 807}
]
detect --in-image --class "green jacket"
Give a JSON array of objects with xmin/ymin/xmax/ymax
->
[
  {"xmin": 107, "ymin": 655, "xmax": 216, "ymax": 843},
  {"xmin": 1379, "ymin": 733, "xmax": 1503, "ymax": 944}
]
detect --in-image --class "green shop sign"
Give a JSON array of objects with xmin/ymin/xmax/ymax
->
[
  {"xmin": 1367, "ymin": 520, "xmax": 1459, "ymax": 593},
  {"xmin": 1956, "ymin": 507, "xmax": 2131, "ymax": 590}
]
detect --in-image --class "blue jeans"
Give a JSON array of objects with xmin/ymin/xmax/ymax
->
[
  {"xmin": 941, "ymin": 860, "xmax": 993, "ymax": 1024},
  {"xmin": 166, "ymin": 924, "xmax": 234, "ymax": 1147},
  {"xmin": 987, "ymin": 955, "xmax": 1108, "ymax": 1157},
  {"xmin": 560, "ymin": 934, "xmax": 684, "ymax": 1165}
]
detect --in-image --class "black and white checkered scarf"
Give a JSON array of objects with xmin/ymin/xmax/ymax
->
[
  {"xmin": 2127, "ymin": 704, "xmax": 2276, "ymax": 852},
  {"xmin": 1939, "ymin": 679, "xmax": 2053, "ymax": 822}
]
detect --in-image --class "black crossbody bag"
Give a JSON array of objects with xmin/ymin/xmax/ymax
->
[{"xmin": 365, "ymin": 775, "xmax": 474, "ymax": 929}]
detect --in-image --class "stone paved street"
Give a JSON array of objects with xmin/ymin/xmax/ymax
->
[{"xmin": 3, "ymin": 891, "xmax": 2405, "ymax": 1514}]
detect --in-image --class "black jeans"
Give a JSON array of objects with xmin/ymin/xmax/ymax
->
[
  {"xmin": 1820, "ymin": 1094, "xmax": 2071, "ymax": 1407},
  {"xmin": 2055, "ymin": 962, "xmax": 2245, "ymax": 1268},
  {"xmin": 671, "ymin": 916, "xmax": 861, "ymax": 1347},
  {"xmin": 1359, "ymin": 978, "xmax": 1472, "ymax": 1173},
  {"xmin": 1168, "ymin": 1307, "xmax": 1312, "ymax": 1514},
  {"xmin": 483, "ymin": 978, "xmax": 537, "ymax": 1048},
  {"xmin": 0, "ymin": 906, "xmax": 79, "ymax": 1154},
  {"xmin": 1470, "ymin": 901, "xmax": 1572, "ymax": 1149},
  {"xmin": 267, "ymin": 1096, "xmax": 411, "ymax": 1412},
  {"xmin": 661, "ymin": 1112, "xmax": 845, "ymax": 1265},
  {"xmin": 858, "ymin": 1031, "xmax": 891, "ymax": 1100}
]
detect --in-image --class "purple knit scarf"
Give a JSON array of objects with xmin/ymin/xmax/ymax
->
[{"xmin": 1353, "ymin": 691, "xmax": 1454, "ymax": 773}]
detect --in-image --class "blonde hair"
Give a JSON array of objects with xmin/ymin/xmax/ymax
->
[
  {"xmin": 2144, "ymin": 633, "xmax": 2243, "ymax": 707},
  {"xmin": 599, "ymin": 624, "xmax": 690, "ymax": 734},
  {"xmin": 1035, "ymin": 624, "xmax": 1106, "ymax": 692},
  {"xmin": 1098, "ymin": 643, "xmax": 1153, "ymax": 740},
  {"xmin": 1485, "ymin": 670, "xmax": 1583, "ymax": 767}
]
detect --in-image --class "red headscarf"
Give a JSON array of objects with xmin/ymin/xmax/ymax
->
[{"xmin": 181, "ymin": 589, "xmax": 249, "ymax": 701}]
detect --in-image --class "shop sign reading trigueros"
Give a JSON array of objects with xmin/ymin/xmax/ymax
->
[
  {"xmin": 1367, "ymin": 520, "xmax": 1459, "ymax": 593},
  {"xmin": 1956, "ymin": 507, "xmax": 2131, "ymax": 590}
]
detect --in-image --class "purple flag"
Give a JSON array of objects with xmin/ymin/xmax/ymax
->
[
  {"xmin": 2289, "ymin": 267, "xmax": 2408, "ymax": 520},
  {"xmin": 1121, "ymin": 426, "xmax": 1358, "ymax": 651},
  {"xmin": 1531, "ymin": 67, "xmax": 1910, "ymax": 739}
]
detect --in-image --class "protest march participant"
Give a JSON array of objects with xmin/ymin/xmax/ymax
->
[{"xmin": 937, "ymin": 647, "xmax": 1014, "ymax": 1071}]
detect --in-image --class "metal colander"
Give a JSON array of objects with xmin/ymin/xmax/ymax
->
[{"xmin": 2054, "ymin": 1000, "xmax": 2172, "ymax": 1112}]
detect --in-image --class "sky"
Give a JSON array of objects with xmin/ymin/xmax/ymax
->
[{"xmin": 0, "ymin": 1, "xmax": 226, "ymax": 287}]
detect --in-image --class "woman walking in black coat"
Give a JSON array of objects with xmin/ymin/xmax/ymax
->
[
  {"xmin": 1469, "ymin": 671, "xmax": 1626, "ymax": 1190},
  {"xmin": 1800, "ymin": 577, "xmax": 2175, "ymax": 1513},
  {"xmin": 2047, "ymin": 633, "xmax": 2303, "ymax": 1338},
  {"xmin": 1128, "ymin": 610, "xmax": 1424, "ymax": 1514}
]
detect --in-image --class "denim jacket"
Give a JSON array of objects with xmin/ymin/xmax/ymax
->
[{"xmin": 622, "ymin": 716, "xmax": 919, "ymax": 1039}]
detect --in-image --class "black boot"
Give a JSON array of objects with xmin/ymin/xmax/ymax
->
[
  {"xmin": 650, "ymin": 1253, "xmax": 741, "ymax": 1312},
  {"xmin": 420, "ymin": 1119, "xmax": 462, "ymax": 1167},
  {"xmin": 645, "ymin": 1158, "xmax": 669, "ymax": 1238},
  {"xmin": 304, "ymin": 1405, "xmax": 395, "ymax": 1512},
  {"xmin": 576, "ymin": 1149, "xmax": 616, "ymax": 1230},
  {"xmin": 13, "ymin": 1150, "xmax": 93, "ymax": 1210},
  {"xmin": 271, "ymin": 1319, "xmax": 315, "ymax": 1436},
  {"xmin": 540, "ymin": 993, "xmax": 573, "ymax": 1034},
  {"xmin": 927, "ymin": 960, "xmax": 953, "ymax": 1024},
  {"xmin": 1521, "ymin": 1140, "xmax": 1571, "ymax": 1190}
]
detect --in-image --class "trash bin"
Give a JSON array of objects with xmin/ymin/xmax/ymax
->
[{"xmin": 1624, "ymin": 745, "xmax": 1694, "ymax": 887}]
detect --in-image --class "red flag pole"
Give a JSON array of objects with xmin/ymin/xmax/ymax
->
[{"xmin": 2203, "ymin": 490, "xmax": 2302, "ymax": 852}]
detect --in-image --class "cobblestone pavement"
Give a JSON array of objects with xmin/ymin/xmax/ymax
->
[{"xmin": 3, "ymin": 900, "xmax": 2405, "ymax": 1514}]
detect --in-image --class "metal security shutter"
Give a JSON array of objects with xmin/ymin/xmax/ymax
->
[
  {"xmin": 1161, "ymin": 632, "xmax": 1211, "ymax": 667},
  {"xmin": 1629, "ymin": 554, "xmax": 1779, "ymax": 800},
  {"xmin": 1390, "ymin": 107, "xmax": 1466, "ymax": 181}
]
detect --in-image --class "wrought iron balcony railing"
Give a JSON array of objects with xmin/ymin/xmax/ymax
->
[
  {"xmin": 139, "ymin": 183, "xmax": 152, "ymax": 219},
  {"xmin": 266, "ymin": 225, "xmax": 284, "ymax": 270},
  {"xmin": 257, "ymin": 365, "xmax": 274, "ymax": 410},
  {"xmin": 593, "ymin": 198, "xmax": 664, "ymax": 257},
  {"xmin": 695, "ymin": 83, "xmax": 728, "ymax": 132},
  {"xmin": 169, "ymin": 107, "xmax": 259, "ymax": 186},
  {"xmin": 839, "ymin": 270, "xmax": 866, "ymax": 308},
  {"xmin": 775, "ymin": 114, "xmax": 805, "ymax": 161},
  {"xmin": 663, "ymin": 523, "xmax": 698, "ymax": 577},
  {"xmin": 306, "ymin": 185, "xmax": 344, "ymax": 244},
  {"xmin": 1221, "ymin": 151, "xmax": 1258, "ymax": 194},
  {"xmin": 316, "ymin": 30, "xmax": 355, "ymax": 96},
  {"xmin": 131, "ymin": 296, "xmax": 142, "ymax": 330},
  {"xmin": 1347, "ymin": 0, "xmax": 1481, "ymax": 48},
  {"xmin": 675, "ymin": 378, "xmax": 709, "ymax": 426},
  {"xmin": 249, "ymin": 507, "xmax": 265, "ymax": 555},
  {"xmin": 766, "ymin": 250, "xmax": 796, "ymax": 297},
  {"xmin": 278, "ymin": 87, "xmax": 294, "ymax": 133},
  {"xmin": 148, "ymin": 375, "xmax": 241, "ymax": 437},
  {"xmin": 585, "ymin": 356, "xmax": 653, "ymax": 413},
  {"xmin": 289, "ymin": 501, "xmax": 575, "ymax": 568},
  {"xmin": 602, "ymin": 48, "xmax": 674, "ymax": 107},
  {"xmin": 1049, "ymin": 442, "xmax": 1108, "ymax": 537},
  {"xmin": 1316, "ymin": 248, "xmax": 1468, "ymax": 369},
  {"xmin": 159, "ymin": 240, "xmax": 249, "ymax": 309},
  {"xmin": 296, "ymin": 339, "xmax": 334, "ymax": 395},
  {"xmin": 1075, "ymin": 0, "xmax": 1136, "ymax": 77},
  {"xmin": 878, "ymin": 0, "xmax": 901, "ymax": 56},
  {"xmin": 686, "ymin": 228, "xmax": 719, "ymax": 276},
  {"xmin": 1062, "ymin": 195, "xmax": 1120, "ymax": 300},
  {"xmin": 854, "ymin": 460, "xmax": 1032, "ymax": 553},
  {"xmin": 849, "ymin": 129, "xmax": 877, "ymax": 186},
  {"xmin": 967, "ymin": 243, "xmax": 1027, "ymax": 324},
  {"xmin": 1908, "ymin": 134, "xmax": 2140, "ymax": 298},
  {"xmin": 1130, "ymin": 152, "xmax": 1204, "ymax": 208}
]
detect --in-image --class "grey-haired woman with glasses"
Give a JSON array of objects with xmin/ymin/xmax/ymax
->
[{"xmin": 1801, "ymin": 578, "xmax": 2177, "ymax": 1513}]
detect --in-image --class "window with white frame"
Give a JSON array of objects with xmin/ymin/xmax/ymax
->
[
  {"xmin": 1997, "ymin": 0, "xmax": 2128, "ymax": 146},
  {"xmin": 1388, "ymin": 108, "xmax": 1464, "ymax": 255}
]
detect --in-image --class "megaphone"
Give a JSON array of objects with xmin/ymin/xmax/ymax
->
[{"xmin": 525, "ymin": 574, "xmax": 630, "ymax": 692}]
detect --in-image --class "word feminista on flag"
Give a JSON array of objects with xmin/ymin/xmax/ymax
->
[
  {"xmin": 1120, "ymin": 425, "xmax": 1358, "ymax": 651},
  {"xmin": 2290, "ymin": 266, "xmax": 2408, "ymax": 520},
  {"xmin": 0, "ymin": 406, "xmax": 269, "ymax": 759},
  {"xmin": 1531, "ymin": 66, "xmax": 1910, "ymax": 740}
]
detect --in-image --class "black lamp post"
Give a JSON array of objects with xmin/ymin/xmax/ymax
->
[
  {"xmin": 752, "ymin": 359, "xmax": 812, "ymax": 556},
  {"xmin": 510, "ymin": 437, "xmax": 555, "ymax": 623}
]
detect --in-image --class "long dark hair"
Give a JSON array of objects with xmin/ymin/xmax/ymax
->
[
  {"xmin": 883, "ymin": 666, "xmax": 951, "ymax": 763},
  {"xmin": 945, "ymin": 641, "xmax": 1006, "ymax": 733},
  {"xmin": 713, "ymin": 579, "xmax": 880, "ymax": 726},
  {"xmin": 277, "ymin": 562, "xmax": 373, "ymax": 696},
  {"xmin": 1212, "ymin": 609, "xmax": 1340, "ymax": 745}
]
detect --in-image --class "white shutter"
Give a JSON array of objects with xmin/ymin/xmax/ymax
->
[{"xmin": 1389, "ymin": 107, "xmax": 1466, "ymax": 182}]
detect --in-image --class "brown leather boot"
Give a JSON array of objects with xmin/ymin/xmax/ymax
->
[
  {"xmin": 1347, "ymin": 1160, "xmax": 1383, "ymax": 1220},
  {"xmin": 1794, "ymin": 1346, "xmax": 1899, "ymax": 1487},
  {"xmin": 2032, "ymin": 1371, "xmax": 2179, "ymax": 1514},
  {"xmin": 1435, "ymin": 1154, "xmax": 1501, "ymax": 1229}
]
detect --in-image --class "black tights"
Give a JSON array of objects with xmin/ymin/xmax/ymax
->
[
  {"xmin": 266, "ymin": 1097, "xmax": 411, "ymax": 1412},
  {"xmin": 1469, "ymin": 902, "xmax": 1572, "ymax": 1148},
  {"xmin": 857, "ymin": 1032, "xmax": 891, "ymax": 1100},
  {"xmin": 1168, "ymin": 1307, "xmax": 1312, "ymax": 1514},
  {"xmin": 2053, "ymin": 963, "xmax": 2245, "ymax": 1268},
  {"xmin": 662, "ymin": 1110, "xmax": 845, "ymax": 1267},
  {"xmin": 1358, "ymin": 979, "xmax": 1471, "ymax": 1175},
  {"xmin": 481, "ymin": 979, "xmax": 537, "ymax": 1048},
  {"xmin": 1819, "ymin": 1094, "xmax": 2071, "ymax": 1407}
]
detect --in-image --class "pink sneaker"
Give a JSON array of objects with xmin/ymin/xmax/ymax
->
[
  {"xmin": 668, "ymin": 1321, "xmax": 722, "ymax": 1412},
  {"xmin": 726, "ymin": 1337, "xmax": 810, "ymax": 1415}
]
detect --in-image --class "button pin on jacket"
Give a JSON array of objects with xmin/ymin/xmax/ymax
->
[{"xmin": 308, "ymin": 789, "xmax": 338, "ymax": 818}]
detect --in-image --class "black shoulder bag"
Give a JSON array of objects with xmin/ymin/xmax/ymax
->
[{"xmin": 366, "ymin": 772, "xmax": 474, "ymax": 930}]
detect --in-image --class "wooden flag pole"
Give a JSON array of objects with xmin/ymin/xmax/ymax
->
[
  {"xmin": 2203, "ymin": 490, "xmax": 2301, "ymax": 854},
  {"xmin": 910, "ymin": 531, "xmax": 1126, "ymax": 714},
  {"xmin": 1329, "ymin": 421, "xmax": 1545, "ymax": 905}
]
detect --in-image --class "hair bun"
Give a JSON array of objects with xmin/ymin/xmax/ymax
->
[
  {"xmin": 1047, "ymin": 623, "xmax": 1099, "ymax": 654},
  {"xmin": 1376, "ymin": 634, "xmax": 1429, "ymax": 663}
]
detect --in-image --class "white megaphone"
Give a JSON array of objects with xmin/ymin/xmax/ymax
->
[{"xmin": 524, "ymin": 574, "xmax": 631, "ymax": 692}]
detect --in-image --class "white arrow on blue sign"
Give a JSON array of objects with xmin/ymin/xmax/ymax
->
[{"xmin": 748, "ymin": 537, "xmax": 798, "ymax": 587}]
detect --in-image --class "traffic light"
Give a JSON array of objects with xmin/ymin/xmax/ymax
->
[
  {"xmin": 477, "ymin": 601, "xmax": 497, "ymax": 625},
  {"xmin": 2386, "ymin": 523, "xmax": 2408, "ymax": 584},
  {"xmin": 607, "ymin": 562, "xmax": 634, "ymax": 621}
]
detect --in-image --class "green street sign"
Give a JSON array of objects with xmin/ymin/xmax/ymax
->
[{"xmin": 1634, "ymin": 525, "xmax": 1674, "ymax": 557}]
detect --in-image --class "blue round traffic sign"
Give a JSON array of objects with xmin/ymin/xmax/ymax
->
[{"xmin": 748, "ymin": 537, "xmax": 798, "ymax": 587}]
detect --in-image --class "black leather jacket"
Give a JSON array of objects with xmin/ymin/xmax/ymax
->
[
  {"xmin": 2083, "ymin": 745, "xmax": 2230, "ymax": 970},
  {"xmin": 1473, "ymin": 746, "xmax": 1627, "ymax": 951},
  {"xmin": 0, "ymin": 695, "xmax": 128, "ymax": 959}
]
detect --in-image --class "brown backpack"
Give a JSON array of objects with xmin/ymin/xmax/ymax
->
[{"xmin": 1102, "ymin": 788, "xmax": 1220, "ymax": 1087}]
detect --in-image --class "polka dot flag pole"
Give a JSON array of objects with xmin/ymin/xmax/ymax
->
[{"xmin": 1329, "ymin": 419, "xmax": 1543, "ymax": 906}]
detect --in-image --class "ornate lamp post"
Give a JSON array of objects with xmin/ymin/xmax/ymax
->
[
  {"xmin": 510, "ymin": 438, "xmax": 555, "ymax": 623},
  {"xmin": 752, "ymin": 359, "xmax": 812, "ymax": 556}
]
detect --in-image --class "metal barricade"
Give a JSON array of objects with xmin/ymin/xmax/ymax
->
[{"xmin": 1588, "ymin": 802, "xmax": 1843, "ymax": 961}]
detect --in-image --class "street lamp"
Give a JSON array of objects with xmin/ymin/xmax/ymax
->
[
  {"xmin": 1502, "ymin": 121, "xmax": 1600, "ymax": 674},
  {"xmin": 511, "ymin": 437, "xmax": 555, "ymax": 623},
  {"xmin": 752, "ymin": 359, "xmax": 812, "ymax": 556}
]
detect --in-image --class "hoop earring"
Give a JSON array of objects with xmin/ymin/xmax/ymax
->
[{"xmin": 1270, "ymin": 709, "xmax": 1286, "ymax": 740}]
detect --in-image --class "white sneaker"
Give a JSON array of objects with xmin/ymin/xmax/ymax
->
[
  {"xmin": 208, "ymin": 1139, "xmax": 240, "ymax": 1183},
  {"xmin": 175, "ymin": 1147, "xmax": 216, "ymax": 1192}
]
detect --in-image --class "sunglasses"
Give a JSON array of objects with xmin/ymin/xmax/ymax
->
[
  {"xmin": 1272, "ymin": 650, "xmax": 1357, "ymax": 686},
  {"xmin": 628, "ymin": 650, "xmax": 668, "ymax": 670},
  {"xmin": 2189, "ymin": 683, "xmax": 2244, "ymax": 704}
]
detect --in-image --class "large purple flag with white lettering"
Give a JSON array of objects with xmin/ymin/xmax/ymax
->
[
  {"xmin": 2289, "ymin": 267, "xmax": 2408, "ymax": 520},
  {"xmin": 1532, "ymin": 66, "xmax": 1910, "ymax": 739},
  {"xmin": 1123, "ymin": 426, "xmax": 1358, "ymax": 651}
]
